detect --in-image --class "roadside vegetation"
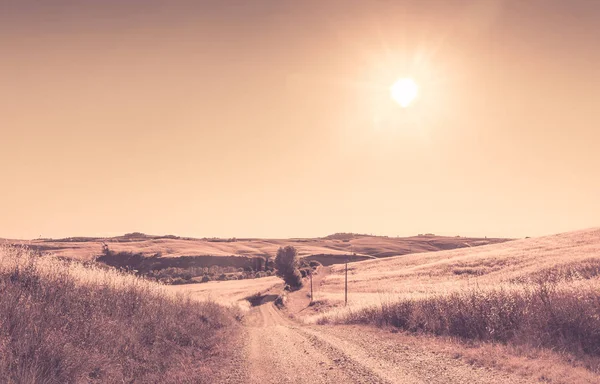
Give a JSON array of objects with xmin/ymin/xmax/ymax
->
[
  {"xmin": 310, "ymin": 230, "xmax": 600, "ymax": 376},
  {"xmin": 0, "ymin": 245, "xmax": 239, "ymax": 383},
  {"xmin": 320, "ymin": 281, "xmax": 600, "ymax": 359}
]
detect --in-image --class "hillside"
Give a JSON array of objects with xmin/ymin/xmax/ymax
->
[
  {"xmin": 310, "ymin": 227, "xmax": 600, "ymax": 312},
  {"xmin": 0, "ymin": 245, "xmax": 241, "ymax": 383},
  {"xmin": 3, "ymin": 232, "xmax": 509, "ymax": 264},
  {"xmin": 295, "ymin": 228, "xmax": 600, "ymax": 382}
]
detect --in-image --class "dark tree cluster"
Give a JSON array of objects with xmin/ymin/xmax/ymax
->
[{"xmin": 274, "ymin": 246, "xmax": 303, "ymax": 290}]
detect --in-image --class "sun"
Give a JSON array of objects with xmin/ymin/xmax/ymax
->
[{"xmin": 390, "ymin": 78, "xmax": 418, "ymax": 108}]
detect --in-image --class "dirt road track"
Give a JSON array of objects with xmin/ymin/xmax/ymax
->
[{"xmin": 230, "ymin": 296, "xmax": 533, "ymax": 384}]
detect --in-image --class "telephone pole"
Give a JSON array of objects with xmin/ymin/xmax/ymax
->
[
  {"xmin": 344, "ymin": 259, "xmax": 348, "ymax": 306},
  {"xmin": 310, "ymin": 270, "xmax": 313, "ymax": 303}
]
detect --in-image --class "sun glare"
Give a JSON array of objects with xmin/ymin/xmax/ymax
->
[{"xmin": 390, "ymin": 78, "xmax": 418, "ymax": 108}]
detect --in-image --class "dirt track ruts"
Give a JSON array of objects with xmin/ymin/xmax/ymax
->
[{"xmin": 232, "ymin": 296, "xmax": 534, "ymax": 384}]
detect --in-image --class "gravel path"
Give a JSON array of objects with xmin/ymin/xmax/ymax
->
[{"xmin": 235, "ymin": 295, "xmax": 534, "ymax": 384}]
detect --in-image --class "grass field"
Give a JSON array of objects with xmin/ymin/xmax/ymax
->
[
  {"xmin": 0, "ymin": 245, "xmax": 239, "ymax": 383},
  {"xmin": 3, "ymin": 233, "xmax": 509, "ymax": 262},
  {"xmin": 308, "ymin": 228, "xmax": 600, "ymax": 312},
  {"xmin": 300, "ymin": 228, "xmax": 600, "ymax": 374},
  {"xmin": 166, "ymin": 275, "xmax": 282, "ymax": 310}
]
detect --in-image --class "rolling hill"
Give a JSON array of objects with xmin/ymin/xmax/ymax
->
[{"xmin": 2, "ymin": 232, "xmax": 510, "ymax": 269}]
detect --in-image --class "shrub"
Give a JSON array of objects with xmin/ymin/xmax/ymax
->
[
  {"xmin": 300, "ymin": 268, "xmax": 311, "ymax": 278},
  {"xmin": 245, "ymin": 292, "xmax": 264, "ymax": 307},
  {"xmin": 285, "ymin": 270, "xmax": 303, "ymax": 289},
  {"xmin": 170, "ymin": 277, "xmax": 190, "ymax": 285},
  {"xmin": 275, "ymin": 293, "xmax": 287, "ymax": 308}
]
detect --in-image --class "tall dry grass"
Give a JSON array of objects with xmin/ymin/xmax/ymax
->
[
  {"xmin": 318, "ymin": 279, "xmax": 600, "ymax": 371},
  {"xmin": 0, "ymin": 245, "xmax": 238, "ymax": 383}
]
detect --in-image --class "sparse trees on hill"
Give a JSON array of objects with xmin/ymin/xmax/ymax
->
[{"xmin": 274, "ymin": 246, "xmax": 303, "ymax": 290}]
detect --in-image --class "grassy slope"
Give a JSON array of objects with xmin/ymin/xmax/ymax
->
[
  {"xmin": 166, "ymin": 276, "xmax": 282, "ymax": 310},
  {"xmin": 0, "ymin": 246, "xmax": 240, "ymax": 383},
  {"xmin": 312, "ymin": 228, "xmax": 600, "ymax": 307},
  {"xmin": 305, "ymin": 228, "xmax": 600, "ymax": 374}
]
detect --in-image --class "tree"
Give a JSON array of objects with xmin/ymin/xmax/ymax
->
[{"xmin": 274, "ymin": 246, "xmax": 303, "ymax": 290}]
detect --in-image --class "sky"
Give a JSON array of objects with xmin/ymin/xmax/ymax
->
[{"xmin": 1, "ymin": 0, "xmax": 599, "ymax": 240}]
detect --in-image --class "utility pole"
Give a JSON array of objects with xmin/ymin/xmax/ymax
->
[
  {"xmin": 310, "ymin": 270, "xmax": 313, "ymax": 304},
  {"xmin": 345, "ymin": 259, "xmax": 348, "ymax": 306}
]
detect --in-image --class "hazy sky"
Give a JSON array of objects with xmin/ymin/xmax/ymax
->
[{"xmin": 1, "ymin": 1, "xmax": 599, "ymax": 239}]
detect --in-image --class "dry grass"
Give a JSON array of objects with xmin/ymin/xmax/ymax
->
[
  {"xmin": 305, "ymin": 229, "xmax": 600, "ymax": 379},
  {"xmin": 319, "ymin": 284, "xmax": 600, "ymax": 362},
  {"xmin": 512, "ymin": 258, "xmax": 600, "ymax": 284},
  {"xmin": 0, "ymin": 245, "xmax": 238, "ymax": 383},
  {"xmin": 166, "ymin": 275, "xmax": 282, "ymax": 311},
  {"xmin": 308, "ymin": 228, "xmax": 600, "ymax": 309}
]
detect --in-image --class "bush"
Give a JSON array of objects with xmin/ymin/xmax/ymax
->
[
  {"xmin": 300, "ymin": 268, "xmax": 310, "ymax": 278},
  {"xmin": 286, "ymin": 269, "xmax": 303, "ymax": 288},
  {"xmin": 170, "ymin": 277, "xmax": 191, "ymax": 285},
  {"xmin": 245, "ymin": 292, "xmax": 264, "ymax": 307},
  {"xmin": 275, "ymin": 293, "xmax": 287, "ymax": 308}
]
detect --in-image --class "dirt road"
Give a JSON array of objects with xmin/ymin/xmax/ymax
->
[{"xmin": 237, "ymin": 295, "xmax": 533, "ymax": 384}]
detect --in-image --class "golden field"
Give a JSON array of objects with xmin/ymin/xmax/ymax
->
[{"xmin": 308, "ymin": 228, "xmax": 600, "ymax": 321}]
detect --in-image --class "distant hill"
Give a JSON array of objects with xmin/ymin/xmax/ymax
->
[{"xmin": 3, "ymin": 233, "xmax": 511, "ymax": 266}]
